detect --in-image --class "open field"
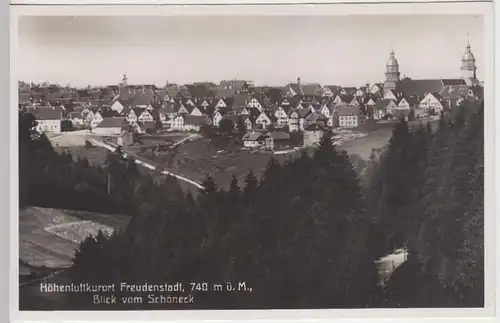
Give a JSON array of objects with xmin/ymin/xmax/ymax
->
[
  {"xmin": 339, "ymin": 128, "xmax": 393, "ymax": 160},
  {"xmin": 137, "ymin": 139, "xmax": 297, "ymax": 189},
  {"xmin": 19, "ymin": 207, "xmax": 130, "ymax": 270},
  {"xmin": 138, "ymin": 132, "xmax": 376, "ymax": 190}
]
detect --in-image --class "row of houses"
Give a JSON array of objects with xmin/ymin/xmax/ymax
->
[{"xmin": 22, "ymin": 74, "xmax": 483, "ymax": 136}]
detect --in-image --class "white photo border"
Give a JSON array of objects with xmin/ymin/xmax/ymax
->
[{"xmin": 9, "ymin": 1, "xmax": 497, "ymax": 322}]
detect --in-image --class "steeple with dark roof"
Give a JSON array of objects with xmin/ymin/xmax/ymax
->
[{"xmin": 384, "ymin": 50, "xmax": 400, "ymax": 91}]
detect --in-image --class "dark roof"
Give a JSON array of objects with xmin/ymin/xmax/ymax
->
[
  {"xmin": 324, "ymin": 85, "xmax": 341, "ymax": 96},
  {"xmin": 233, "ymin": 106, "xmax": 249, "ymax": 114},
  {"xmin": 341, "ymin": 87, "xmax": 358, "ymax": 95},
  {"xmin": 242, "ymin": 131, "xmax": 265, "ymax": 141},
  {"xmin": 232, "ymin": 93, "xmax": 251, "ymax": 108},
  {"xmin": 33, "ymin": 106, "xmax": 64, "ymax": 120},
  {"xmin": 305, "ymin": 123, "xmax": 324, "ymax": 131},
  {"xmin": 301, "ymin": 83, "xmax": 322, "ymax": 97},
  {"xmin": 222, "ymin": 114, "xmax": 242, "ymax": 124},
  {"xmin": 442, "ymin": 79, "xmax": 467, "ymax": 86},
  {"xmin": 396, "ymin": 79, "xmax": 465, "ymax": 99},
  {"xmin": 374, "ymin": 99, "xmax": 394, "ymax": 110},
  {"xmin": 248, "ymin": 107, "xmax": 261, "ymax": 117},
  {"xmin": 184, "ymin": 115, "xmax": 211, "ymax": 126},
  {"xmin": 470, "ymin": 85, "xmax": 484, "ymax": 98},
  {"xmin": 97, "ymin": 117, "xmax": 126, "ymax": 128},
  {"xmin": 337, "ymin": 106, "xmax": 360, "ymax": 116},
  {"xmin": 269, "ymin": 131, "xmax": 291, "ymax": 140},
  {"xmin": 297, "ymin": 109, "xmax": 311, "ymax": 118},
  {"xmin": 133, "ymin": 90, "xmax": 155, "ymax": 106},
  {"xmin": 215, "ymin": 88, "xmax": 235, "ymax": 99},
  {"xmin": 19, "ymin": 93, "xmax": 31, "ymax": 101},
  {"xmin": 286, "ymin": 83, "xmax": 302, "ymax": 96},
  {"xmin": 179, "ymin": 86, "xmax": 192, "ymax": 98},
  {"xmin": 305, "ymin": 112, "xmax": 327, "ymax": 122},
  {"xmin": 166, "ymin": 85, "xmax": 180, "ymax": 98}
]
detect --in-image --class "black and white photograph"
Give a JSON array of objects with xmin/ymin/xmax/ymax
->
[{"xmin": 13, "ymin": 4, "xmax": 492, "ymax": 315}]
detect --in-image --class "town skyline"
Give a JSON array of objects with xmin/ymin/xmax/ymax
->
[{"xmin": 18, "ymin": 15, "xmax": 484, "ymax": 88}]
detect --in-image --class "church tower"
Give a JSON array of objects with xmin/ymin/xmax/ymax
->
[
  {"xmin": 384, "ymin": 50, "xmax": 400, "ymax": 91},
  {"xmin": 121, "ymin": 74, "xmax": 128, "ymax": 87},
  {"xmin": 461, "ymin": 42, "xmax": 478, "ymax": 86}
]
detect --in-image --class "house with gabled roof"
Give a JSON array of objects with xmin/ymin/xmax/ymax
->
[
  {"xmin": 322, "ymin": 85, "xmax": 340, "ymax": 98},
  {"xmin": 110, "ymin": 99, "xmax": 126, "ymax": 114},
  {"xmin": 383, "ymin": 89, "xmax": 398, "ymax": 101},
  {"xmin": 200, "ymin": 99, "xmax": 210, "ymax": 109},
  {"xmin": 168, "ymin": 115, "xmax": 184, "ymax": 130},
  {"xmin": 332, "ymin": 94, "xmax": 344, "ymax": 105},
  {"xmin": 283, "ymin": 83, "xmax": 302, "ymax": 98},
  {"xmin": 243, "ymin": 115, "xmax": 254, "ymax": 130},
  {"xmin": 339, "ymin": 87, "xmax": 357, "ymax": 96},
  {"xmin": 337, "ymin": 106, "xmax": 361, "ymax": 128},
  {"xmin": 93, "ymin": 117, "xmax": 126, "ymax": 136},
  {"xmin": 69, "ymin": 108, "xmax": 85, "ymax": 126},
  {"xmin": 189, "ymin": 106, "xmax": 204, "ymax": 116},
  {"xmin": 319, "ymin": 103, "xmax": 334, "ymax": 119},
  {"xmin": 274, "ymin": 106, "xmax": 289, "ymax": 128},
  {"xmin": 369, "ymin": 83, "xmax": 383, "ymax": 95},
  {"xmin": 266, "ymin": 131, "xmax": 292, "ymax": 150},
  {"xmin": 304, "ymin": 112, "xmax": 328, "ymax": 130},
  {"xmin": 419, "ymin": 93, "xmax": 444, "ymax": 114},
  {"xmin": 348, "ymin": 97, "xmax": 361, "ymax": 107},
  {"xmin": 255, "ymin": 111, "xmax": 272, "ymax": 129},
  {"xmin": 125, "ymin": 108, "xmax": 138, "ymax": 124},
  {"xmin": 177, "ymin": 103, "xmax": 189, "ymax": 115},
  {"xmin": 397, "ymin": 97, "xmax": 411, "ymax": 110},
  {"xmin": 246, "ymin": 97, "xmax": 263, "ymax": 111},
  {"xmin": 287, "ymin": 110, "xmax": 300, "ymax": 132},
  {"xmin": 233, "ymin": 106, "xmax": 250, "ymax": 115},
  {"xmin": 374, "ymin": 99, "xmax": 397, "ymax": 120},
  {"xmin": 138, "ymin": 110, "xmax": 154, "ymax": 123},
  {"xmin": 281, "ymin": 98, "xmax": 291, "ymax": 106},
  {"xmin": 213, "ymin": 110, "xmax": 224, "ymax": 127},
  {"xmin": 183, "ymin": 115, "xmax": 211, "ymax": 132},
  {"xmin": 214, "ymin": 98, "xmax": 228, "ymax": 109},
  {"xmin": 242, "ymin": 130, "xmax": 267, "ymax": 148},
  {"xmin": 90, "ymin": 111, "xmax": 104, "ymax": 129},
  {"xmin": 354, "ymin": 88, "xmax": 365, "ymax": 97},
  {"xmin": 33, "ymin": 106, "xmax": 64, "ymax": 133},
  {"xmin": 158, "ymin": 103, "xmax": 177, "ymax": 122},
  {"xmin": 365, "ymin": 98, "xmax": 376, "ymax": 107}
]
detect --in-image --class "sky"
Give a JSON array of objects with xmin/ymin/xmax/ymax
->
[{"xmin": 17, "ymin": 15, "xmax": 484, "ymax": 88}]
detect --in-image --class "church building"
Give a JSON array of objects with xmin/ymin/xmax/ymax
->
[{"xmin": 382, "ymin": 43, "xmax": 480, "ymax": 102}]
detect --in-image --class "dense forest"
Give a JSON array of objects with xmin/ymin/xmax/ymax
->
[{"xmin": 18, "ymin": 100, "xmax": 484, "ymax": 309}]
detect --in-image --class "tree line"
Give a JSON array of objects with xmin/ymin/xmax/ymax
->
[
  {"xmin": 19, "ymin": 112, "xmax": 147, "ymax": 215},
  {"xmin": 18, "ymin": 99, "xmax": 484, "ymax": 309},
  {"xmin": 365, "ymin": 100, "xmax": 484, "ymax": 306}
]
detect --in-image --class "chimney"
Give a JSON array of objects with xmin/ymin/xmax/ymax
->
[{"xmin": 297, "ymin": 77, "xmax": 301, "ymax": 85}]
